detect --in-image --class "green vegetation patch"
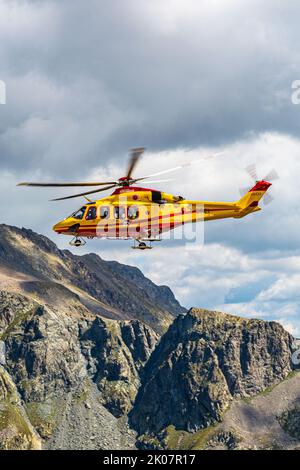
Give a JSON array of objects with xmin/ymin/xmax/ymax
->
[
  {"xmin": 74, "ymin": 388, "xmax": 89, "ymax": 404},
  {"xmin": 0, "ymin": 305, "xmax": 42, "ymax": 341},
  {"xmin": 163, "ymin": 424, "xmax": 216, "ymax": 450},
  {"xmin": 0, "ymin": 400, "xmax": 35, "ymax": 450},
  {"xmin": 25, "ymin": 398, "xmax": 63, "ymax": 439}
]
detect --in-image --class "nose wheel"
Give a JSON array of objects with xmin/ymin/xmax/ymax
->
[{"xmin": 69, "ymin": 237, "xmax": 86, "ymax": 247}]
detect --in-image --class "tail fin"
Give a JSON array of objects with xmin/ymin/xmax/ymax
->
[{"xmin": 237, "ymin": 181, "xmax": 272, "ymax": 210}]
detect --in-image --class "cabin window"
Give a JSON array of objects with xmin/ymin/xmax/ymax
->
[
  {"xmin": 72, "ymin": 206, "xmax": 87, "ymax": 220},
  {"xmin": 100, "ymin": 206, "xmax": 110, "ymax": 219},
  {"xmin": 152, "ymin": 191, "xmax": 162, "ymax": 203},
  {"xmin": 114, "ymin": 206, "xmax": 126, "ymax": 219},
  {"xmin": 128, "ymin": 205, "xmax": 139, "ymax": 220},
  {"xmin": 86, "ymin": 206, "xmax": 97, "ymax": 221}
]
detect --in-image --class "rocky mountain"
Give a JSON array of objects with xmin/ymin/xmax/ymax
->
[
  {"xmin": 0, "ymin": 224, "xmax": 185, "ymax": 334},
  {"xmin": 130, "ymin": 309, "xmax": 296, "ymax": 445},
  {"xmin": 0, "ymin": 291, "xmax": 156, "ymax": 449},
  {"xmin": 0, "ymin": 364, "xmax": 41, "ymax": 450},
  {"xmin": 0, "ymin": 224, "xmax": 299, "ymax": 450}
]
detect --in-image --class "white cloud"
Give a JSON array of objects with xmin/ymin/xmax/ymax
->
[
  {"xmin": 1, "ymin": 132, "xmax": 300, "ymax": 337},
  {"xmin": 1, "ymin": 131, "xmax": 300, "ymax": 338},
  {"xmin": 1, "ymin": 1, "xmax": 300, "ymax": 337},
  {"xmin": 257, "ymin": 275, "xmax": 300, "ymax": 302}
]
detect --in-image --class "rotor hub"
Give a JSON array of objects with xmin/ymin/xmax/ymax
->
[{"xmin": 118, "ymin": 177, "xmax": 134, "ymax": 186}]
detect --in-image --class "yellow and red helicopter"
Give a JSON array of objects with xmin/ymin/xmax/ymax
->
[{"xmin": 18, "ymin": 148, "xmax": 277, "ymax": 249}]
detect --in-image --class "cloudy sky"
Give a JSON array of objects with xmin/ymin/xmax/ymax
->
[{"xmin": 1, "ymin": 0, "xmax": 300, "ymax": 335}]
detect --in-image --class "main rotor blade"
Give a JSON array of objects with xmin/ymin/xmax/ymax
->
[
  {"xmin": 246, "ymin": 164, "xmax": 258, "ymax": 182},
  {"xmin": 51, "ymin": 184, "xmax": 118, "ymax": 201},
  {"xmin": 135, "ymin": 164, "xmax": 189, "ymax": 181},
  {"xmin": 263, "ymin": 168, "xmax": 279, "ymax": 182},
  {"xmin": 140, "ymin": 179, "xmax": 174, "ymax": 184},
  {"xmin": 135, "ymin": 151, "xmax": 225, "ymax": 181},
  {"xmin": 18, "ymin": 181, "xmax": 117, "ymax": 187},
  {"xmin": 126, "ymin": 147, "xmax": 145, "ymax": 179}
]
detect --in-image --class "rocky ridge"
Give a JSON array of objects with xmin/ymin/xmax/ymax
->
[
  {"xmin": 130, "ymin": 308, "xmax": 295, "ymax": 436},
  {"xmin": 0, "ymin": 225, "xmax": 299, "ymax": 450},
  {"xmin": 1, "ymin": 290, "xmax": 298, "ymax": 450},
  {"xmin": 0, "ymin": 291, "xmax": 158, "ymax": 447},
  {"xmin": 0, "ymin": 365, "xmax": 41, "ymax": 450},
  {"xmin": 0, "ymin": 223, "xmax": 185, "ymax": 334}
]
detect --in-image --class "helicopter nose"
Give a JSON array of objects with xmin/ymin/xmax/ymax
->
[{"xmin": 53, "ymin": 221, "xmax": 64, "ymax": 233}]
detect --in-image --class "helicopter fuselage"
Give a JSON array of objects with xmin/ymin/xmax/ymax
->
[{"xmin": 53, "ymin": 183, "xmax": 269, "ymax": 242}]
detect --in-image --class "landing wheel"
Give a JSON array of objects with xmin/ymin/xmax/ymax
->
[
  {"xmin": 69, "ymin": 237, "xmax": 86, "ymax": 247},
  {"xmin": 132, "ymin": 240, "xmax": 152, "ymax": 250}
]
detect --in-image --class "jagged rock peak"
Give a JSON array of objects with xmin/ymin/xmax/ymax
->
[{"xmin": 130, "ymin": 308, "xmax": 294, "ymax": 434}]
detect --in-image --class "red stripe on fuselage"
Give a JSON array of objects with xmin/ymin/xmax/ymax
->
[{"xmin": 55, "ymin": 206, "xmax": 235, "ymax": 236}]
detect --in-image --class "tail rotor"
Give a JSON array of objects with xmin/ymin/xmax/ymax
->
[{"xmin": 240, "ymin": 164, "xmax": 279, "ymax": 205}]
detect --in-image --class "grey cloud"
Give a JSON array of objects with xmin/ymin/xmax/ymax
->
[{"xmin": 1, "ymin": 0, "xmax": 300, "ymax": 177}]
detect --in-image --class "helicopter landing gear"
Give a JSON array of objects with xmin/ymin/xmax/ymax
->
[
  {"xmin": 132, "ymin": 240, "xmax": 153, "ymax": 250},
  {"xmin": 69, "ymin": 237, "xmax": 86, "ymax": 247}
]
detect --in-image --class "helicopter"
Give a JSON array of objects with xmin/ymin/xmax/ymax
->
[{"xmin": 18, "ymin": 148, "xmax": 277, "ymax": 250}]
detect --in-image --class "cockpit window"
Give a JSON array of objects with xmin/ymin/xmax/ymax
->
[
  {"xmin": 86, "ymin": 206, "xmax": 97, "ymax": 221},
  {"xmin": 71, "ymin": 206, "xmax": 87, "ymax": 220}
]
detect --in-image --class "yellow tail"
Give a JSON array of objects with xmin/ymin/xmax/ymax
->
[{"xmin": 237, "ymin": 181, "xmax": 272, "ymax": 210}]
